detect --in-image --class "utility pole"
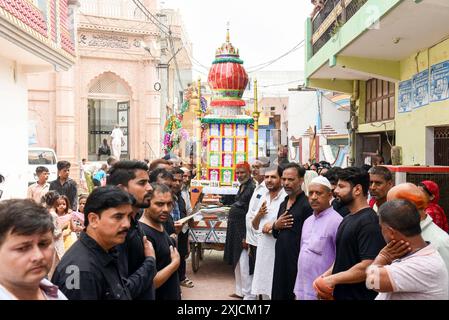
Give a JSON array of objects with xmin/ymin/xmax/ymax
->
[{"xmin": 157, "ymin": 12, "xmax": 170, "ymax": 145}]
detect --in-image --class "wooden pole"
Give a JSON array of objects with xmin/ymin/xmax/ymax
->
[
  {"xmin": 196, "ymin": 78, "xmax": 202, "ymax": 180},
  {"xmin": 253, "ymin": 79, "xmax": 259, "ymax": 160}
]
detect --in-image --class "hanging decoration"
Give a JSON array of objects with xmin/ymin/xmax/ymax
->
[{"xmin": 162, "ymin": 85, "xmax": 208, "ymax": 154}]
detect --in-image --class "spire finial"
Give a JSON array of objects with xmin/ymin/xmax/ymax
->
[{"xmin": 226, "ymin": 21, "xmax": 230, "ymax": 43}]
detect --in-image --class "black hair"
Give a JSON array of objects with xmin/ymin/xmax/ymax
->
[
  {"xmin": 42, "ymin": 190, "xmax": 60, "ymax": 207},
  {"xmin": 57, "ymin": 160, "xmax": 71, "ymax": 171},
  {"xmin": 338, "ymin": 167, "xmax": 370, "ymax": 196},
  {"xmin": 83, "ymin": 186, "xmax": 133, "ymax": 227},
  {"xmin": 107, "ymin": 160, "xmax": 149, "ymax": 186},
  {"xmin": 35, "ymin": 166, "xmax": 49, "ymax": 175},
  {"xmin": 378, "ymin": 199, "xmax": 421, "ymax": 237},
  {"xmin": 368, "ymin": 166, "xmax": 393, "ymax": 182},
  {"xmin": 361, "ymin": 164, "xmax": 372, "ymax": 173},
  {"xmin": 282, "ymin": 162, "xmax": 306, "ymax": 178},
  {"xmin": 106, "ymin": 156, "xmax": 116, "ymax": 166},
  {"xmin": 148, "ymin": 183, "xmax": 174, "ymax": 205},
  {"xmin": 171, "ymin": 167, "xmax": 184, "ymax": 176},
  {"xmin": 149, "ymin": 168, "xmax": 174, "ymax": 183},
  {"xmin": 0, "ymin": 199, "xmax": 54, "ymax": 246},
  {"xmin": 323, "ymin": 167, "xmax": 342, "ymax": 185},
  {"xmin": 264, "ymin": 165, "xmax": 284, "ymax": 179}
]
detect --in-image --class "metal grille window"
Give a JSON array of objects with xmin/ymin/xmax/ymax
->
[
  {"xmin": 434, "ymin": 127, "xmax": 449, "ymax": 166},
  {"xmin": 407, "ymin": 172, "xmax": 449, "ymax": 219},
  {"xmin": 365, "ymin": 79, "xmax": 395, "ymax": 123},
  {"xmin": 89, "ymin": 75, "xmax": 128, "ymax": 96}
]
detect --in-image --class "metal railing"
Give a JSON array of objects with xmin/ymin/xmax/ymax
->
[{"xmin": 311, "ymin": 0, "xmax": 368, "ymax": 55}]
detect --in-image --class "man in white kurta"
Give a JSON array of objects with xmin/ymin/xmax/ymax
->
[
  {"xmin": 251, "ymin": 166, "xmax": 287, "ymax": 299},
  {"xmin": 110, "ymin": 125, "xmax": 124, "ymax": 160}
]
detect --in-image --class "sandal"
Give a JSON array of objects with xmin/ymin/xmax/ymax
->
[{"xmin": 180, "ymin": 278, "xmax": 194, "ymax": 288}]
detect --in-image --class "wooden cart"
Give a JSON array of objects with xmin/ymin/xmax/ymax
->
[{"xmin": 188, "ymin": 206, "xmax": 230, "ymax": 272}]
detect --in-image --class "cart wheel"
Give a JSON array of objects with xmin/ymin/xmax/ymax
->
[
  {"xmin": 199, "ymin": 244, "xmax": 204, "ymax": 260},
  {"xmin": 191, "ymin": 243, "xmax": 200, "ymax": 273}
]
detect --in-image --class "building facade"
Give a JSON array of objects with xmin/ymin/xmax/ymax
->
[
  {"xmin": 304, "ymin": 0, "xmax": 449, "ymax": 166},
  {"xmin": 27, "ymin": 0, "xmax": 192, "ymax": 174},
  {"xmin": 0, "ymin": 0, "xmax": 76, "ymax": 199}
]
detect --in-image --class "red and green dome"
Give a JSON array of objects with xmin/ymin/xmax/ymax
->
[{"xmin": 207, "ymin": 30, "xmax": 248, "ymax": 107}]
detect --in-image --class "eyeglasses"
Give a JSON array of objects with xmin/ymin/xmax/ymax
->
[{"xmin": 0, "ymin": 189, "xmax": 3, "ymax": 200}]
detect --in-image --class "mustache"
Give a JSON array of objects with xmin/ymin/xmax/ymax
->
[
  {"xmin": 28, "ymin": 263, "xmax": 47, "ymax": 272},
  {"xmin": 117, "ymin": 228, "xmax": 129, "ymax": 235}
]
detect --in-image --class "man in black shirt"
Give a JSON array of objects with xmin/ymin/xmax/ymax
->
[
  {"xmin": 49, "ymin": 161, "xmax": 78, "ymax": 211},
  {"xmin": 139, "ymin": 183, "xmax": 181, "ymax": 300},
  {"xmin": 271, "ymin": 163, "xmax": 313, "ymax": 300},
  {"xmin": 315, "ymin": 167, "xmax": 385, "ymax": 300},
  {"xmin": 171, "ymin": 167, "xmax": 192, "ymax": 288},
  {"xmin": 107, "ymin": 161, "xmax": 157, "ymax": 300},
  {"xmin": 52, "ymin": 186, "xmax": 138, "ymax": 299}
]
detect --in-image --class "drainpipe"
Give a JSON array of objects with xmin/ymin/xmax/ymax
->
[{"xmin": 349, "ymin": 80, "xmax": 359, "ymax": 166}]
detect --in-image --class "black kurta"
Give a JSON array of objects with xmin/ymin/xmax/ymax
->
[
  {"xmin": 271, "ymin": 192, "xmax": 313, "ymax": 300},
  {"xmin": 223, "ymin": 179, "xmax": 256, "ymax": 268}
]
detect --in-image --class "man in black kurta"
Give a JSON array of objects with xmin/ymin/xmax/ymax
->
[
  {"xmin": 224, "ymin": 163, "xmax": 255, "ymax": 270},
  {"xmin": 271, "ymin": 163, "xmax": 313, "ymax": 300}
]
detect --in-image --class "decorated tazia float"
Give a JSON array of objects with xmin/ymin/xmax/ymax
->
[
  {"xmin": 191, "ymin": 29, "xmax": 260, "ymax": 192},
  {"xmin": 187, "ymin": 30, "xmax": 261, "ymax": 272}
]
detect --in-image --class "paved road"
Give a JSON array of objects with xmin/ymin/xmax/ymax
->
[{"xmin": 181, "ymin": 250, "xmax": 241, "ymax": 300}]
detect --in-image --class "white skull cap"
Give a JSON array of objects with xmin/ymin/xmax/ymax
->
[{"xmin": 310, "ymin": 176, "xmax": 332, "ymax": 190}]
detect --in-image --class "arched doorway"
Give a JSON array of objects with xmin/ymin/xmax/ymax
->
[{"xmin": 87, "ymin": 73, "xmax": 131, "ymax": 161}]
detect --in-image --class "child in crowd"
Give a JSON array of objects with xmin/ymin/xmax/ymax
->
[
  {"xmin": 54, "ymin": 195, "xmax": 77, "ymax": 251},
  {"xmin": 71, "ymin": 194, "xmax": 87, "ymax": 238}
]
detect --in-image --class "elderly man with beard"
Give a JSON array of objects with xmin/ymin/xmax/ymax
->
[
  {"xmin": 52, "ymin": 186, "xmax": 136, "ymax": 299},
  {"xmin": 224, "ymin": 162, "xmax": 256, "ymax": 299},
  {"xmin": 271, "ymin": 163, "xmax": 313, "ymax": 300},
  {"xmin": 236, "ymin": 159, "xmax": 270, "ymax": 300},
  {"xmin": 139, "ymin": 183, "xmax": 181, "ymax": 300},
  {"xmin": 294, "ymin": 176, "xmax": 342, "ymax": 300},
  {"xmin": 314, "ymin": 167, "xmax": 385, "ymax": 300},
  {"xmin": 107, "ymin": 160, "xmax": 157, "ymax": 300}
]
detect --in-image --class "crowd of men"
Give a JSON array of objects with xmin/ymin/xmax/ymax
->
[
  {"xmin": 1, "ymin": 150, "xmax": 449, "ymax": 300},
  {"xmin": 223, "ymin": 151, "xmax": 449, "ymax": 300}
]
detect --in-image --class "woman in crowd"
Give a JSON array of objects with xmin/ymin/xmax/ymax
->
[{"xmin": 419, "ymin": 180, "xmax": 449, "ymax": 232}]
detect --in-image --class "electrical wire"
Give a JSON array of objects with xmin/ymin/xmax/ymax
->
[{"xmin": 246, "ymin": 40, "xmax": 305, "ymax": 73}]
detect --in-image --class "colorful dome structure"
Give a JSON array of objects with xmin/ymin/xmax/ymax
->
[
  {"xmin": 208, "ymin": 30, "xmax": 249, "ymax": 108},
  {"xmin": 197, "ymin": 29, "xmax": 255, "ymax": 188}
]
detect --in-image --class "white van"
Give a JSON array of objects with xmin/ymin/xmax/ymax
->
[{"xmin": 28, "ymin": 147, "xmax": 58, "ymax": 185}]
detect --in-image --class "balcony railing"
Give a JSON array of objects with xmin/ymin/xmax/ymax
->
[{"xmin": 311, "ymin": 0, "xmax": 368, "ymax": 55}]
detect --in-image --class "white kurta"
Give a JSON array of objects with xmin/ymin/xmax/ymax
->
[
  {"xmin": 110, "ymin": 128, "xmax": 124, "ymax": 159},
  {"xmin": 251, "ymin": 188, "xmax": 287, "ymax": 298}
]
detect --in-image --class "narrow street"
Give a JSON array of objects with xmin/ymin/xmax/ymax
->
[{"xmin": 182, "ymin": 250, "xmax": 241, "ymax": 300}]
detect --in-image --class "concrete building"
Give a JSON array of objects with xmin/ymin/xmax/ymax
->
[
  {"xmin": 288, "ymin": 90, "xmax": 349, "ymax": 166},
  {"xmin": 303, "ymin": 0, "xmax": 449, "ymax": 166},
  {"xmin": 27, "ymin": 0, "xmax": 192, "ymax": 174},
  {"xmin": 0, "ymin": 0, "xmax": 76, "ymax": 199}
]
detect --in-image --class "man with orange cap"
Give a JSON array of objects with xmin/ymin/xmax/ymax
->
[
  {"xmin": 224, "ymin": 162, "xmax": 255, "ymax": 299},
  {"xmin": 387, "ymin": 183, "xmax": 449, "ymax": 279}
]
